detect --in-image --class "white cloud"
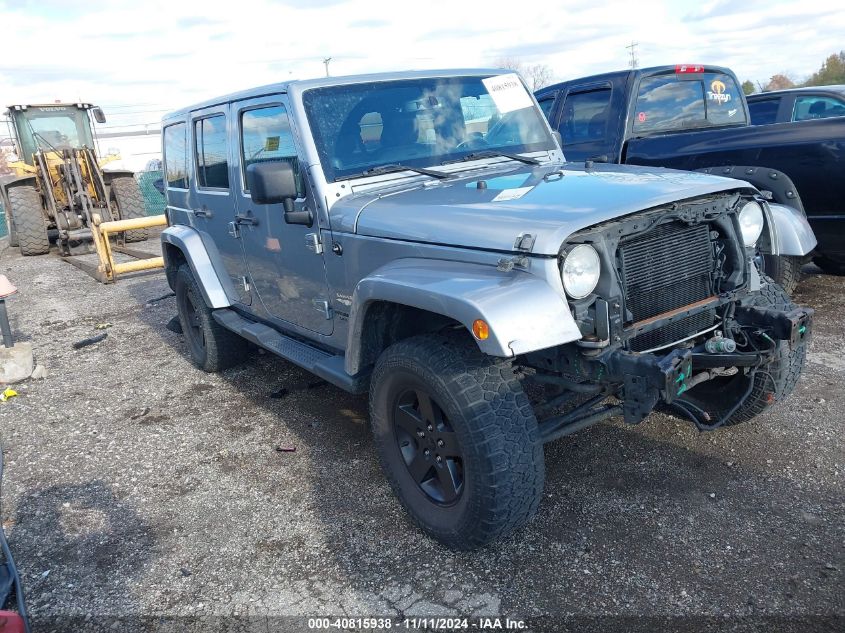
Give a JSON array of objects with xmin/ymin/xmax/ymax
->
[{"xmin": 0, "ymin": 0, "xmax": 841, "ymax": 130}]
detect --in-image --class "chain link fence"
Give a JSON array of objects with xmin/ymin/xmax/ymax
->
[{"xmin": 0, "ymin": 170, "xmax": 165, "ymax": 240}]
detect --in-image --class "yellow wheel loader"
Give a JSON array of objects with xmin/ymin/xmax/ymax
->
[{"xmin": 1, "ymin": 103, "xmax": 165, "ymax": 281}]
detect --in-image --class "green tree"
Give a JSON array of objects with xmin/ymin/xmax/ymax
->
[
  {"xmin": 741, "ymin": 80, "xmax": 756, "ymax": 95},
  {"xmin": 804, "ymin": 51, "xmax": 845, "ymax": 86}
]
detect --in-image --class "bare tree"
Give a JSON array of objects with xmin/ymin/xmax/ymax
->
[{"xmin": 492, "ymin": 57, "xmax": 554, "ymax": 91}]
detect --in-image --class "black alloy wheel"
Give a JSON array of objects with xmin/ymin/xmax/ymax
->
[{"xmin": 393, "ymin": 388, "xmax": 464, "ymax": 505}]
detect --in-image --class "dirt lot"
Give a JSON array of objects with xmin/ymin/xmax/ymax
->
[{"xmin": 0, "ymin": 237, "xmax": 842, "ymax": 632}]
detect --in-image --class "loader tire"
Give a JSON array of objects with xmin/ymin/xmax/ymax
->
[
  {"xmin": 9, "ymin": 185, "xmax": 49, "ymax": 256},
  {"xmin": 4, "ymin": 197, "xmax": 18, "ymax": 247},
  {"xmin": 110, "ymin": 177, "xmax": 148, "ymax": 243}
]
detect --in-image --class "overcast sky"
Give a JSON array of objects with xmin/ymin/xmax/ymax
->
[{"xmin": 1, "ymin": 0, "xmax": 842, "ymax": 130}]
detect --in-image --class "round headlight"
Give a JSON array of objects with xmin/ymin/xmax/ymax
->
[
  {"xmin": 739, "ymin": 201, "xmax": 764, "ymax": 246},
  {"xmin": 561, "ymin": 244, "xmax": 601, "ymax": 299}
]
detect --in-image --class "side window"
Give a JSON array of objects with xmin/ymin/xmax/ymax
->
[
  {"xmin": 748, "ymin": 98, "xmax": 781, "ymax": 125},
  {"xmin": 633, "ymin": 77, "xmax": 705, "ymax": 133},
  {"xmin": 793, "ymin": 96, "xmax": 845, "ymax": 121},
  {"xmin": 163, "ymin": 123, "xmax": 188, "ymax": 189},
  {"xmin": 241, "ymin": 104, "xmax": 303, "ymax": 197},
  {"xmin": 559, "ymin": 88, "xmax": 611, "ymax": 145},
  {"xmin": 194, "ymin": 115, "xmax": 229, "ymax": 189}
]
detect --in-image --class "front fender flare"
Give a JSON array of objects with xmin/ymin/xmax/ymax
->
[
  {"xmin": 160, "ymin": 225, "xmax": 232, "ymax": 308},
  {"xmin": 765, "ymin": 202, "xmax": 817, "ymax": 256},
  {"xmin": 345, "ymin": 258, "xmax": 582, "ymax": 375}
]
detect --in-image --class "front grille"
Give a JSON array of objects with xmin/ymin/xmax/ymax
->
[{"xmin": 619, "ymin": 221, "xmax": 715, "ymax": 351}]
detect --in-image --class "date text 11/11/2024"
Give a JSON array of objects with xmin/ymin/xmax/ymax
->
[{"xmin": 307, "ymin": 616, "xmax": 528, "ymax": 630}]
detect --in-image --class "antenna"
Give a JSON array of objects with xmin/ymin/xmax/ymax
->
[
  {"xmin": 323, "ymin": 57, "xmax": 332, "ymax": 77},
  {"xmin": 626, "ymin": 41, "xmax": 639, "ymax": 69}
]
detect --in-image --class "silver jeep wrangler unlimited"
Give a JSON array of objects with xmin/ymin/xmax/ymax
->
[{"xmin": 161, "ymin": 70, "xmax": 815, "ymax": 549}]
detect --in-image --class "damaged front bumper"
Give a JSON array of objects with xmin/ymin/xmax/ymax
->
[
  {"xmin": 536, "ymin": 302, "xmax": 813, "ymax": 443},
  {"xmin": 607, "ymin": 303, "xmax": 812, "ymax": 425}
]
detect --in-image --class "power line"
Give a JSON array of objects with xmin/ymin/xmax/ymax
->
[{"xmin": 626, "ymin": 41, "xmax": 639, "ymax": 69}]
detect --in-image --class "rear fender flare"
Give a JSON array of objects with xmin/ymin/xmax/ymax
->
[
  {"xmin": 345, "ymin": 258, "xmax": 582, "ymax": 375},
  {"xmin": 160, "ymin": 225, "xmax": 233, "ymax": 308}
]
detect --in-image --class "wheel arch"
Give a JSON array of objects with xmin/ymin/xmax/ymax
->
[
  {"xmin": 161, "ymin": 225, "xmax": 233, "ymax": 308},
  {"xmin": 344, "ymin": 258, "xmax": 582, "ymax": 375}
]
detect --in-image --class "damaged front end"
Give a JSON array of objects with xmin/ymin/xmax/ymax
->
[{"xmin": 521, "ymin": 192, "xmax": 813, "ymax": 441}]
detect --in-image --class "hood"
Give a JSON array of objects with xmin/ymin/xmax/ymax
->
[{"xmin": 329, "ymin": 162, "xmax": 755, "ymax": 255}]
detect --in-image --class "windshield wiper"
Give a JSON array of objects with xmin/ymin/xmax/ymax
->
[
  {"xmin": 336, "ymin": 163, "xmax": 448, "ymax": 181},
  {"xmin": 441, "ymin": 150, "xmax": 541, "ymax": 166}
]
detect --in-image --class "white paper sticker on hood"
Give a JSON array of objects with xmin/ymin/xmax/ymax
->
[
  {"xmin": 482, "ymin": 73, "xmax": 533, "ymax": 114},
  {"xmin": 492, "ymin": 186, "xmax": 533, "ymax": 202}
]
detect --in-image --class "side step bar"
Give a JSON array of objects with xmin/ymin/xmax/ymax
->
[{"xmin": 212, "ymin": 308, "xmax": 369, "ymax": 394}]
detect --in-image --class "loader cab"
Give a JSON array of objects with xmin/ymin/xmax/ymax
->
[{"xmin": 5, "ymin": 103, "xmax": 103, "ymax": 165}]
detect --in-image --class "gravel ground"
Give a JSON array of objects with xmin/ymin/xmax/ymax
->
[{"xmin": 0, "ymin": 236, "xmax": 842, "ymax": 632}]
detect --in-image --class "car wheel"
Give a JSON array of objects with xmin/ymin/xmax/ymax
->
[
  {"xmin": 369, "ymin": 334, "xmax": 545, "ymax": 549},
  {"xmin": 813, "ymin": 254, "xmax": 845, "ymax": 276},
  {"xmin": 8, "ymin": 185, "xmax": 49, "ymax": 256},
  {"xmin": 759, "ymin": 254, "xmax": 802, "ymax": 295},
  {"xmin": 174, "ymin": 263, "xmax": 248, "ymax": 372},
  {"xmin": 674, "ymin": 275, "xmax": 807, "ymax": 426},
  {"xmin": 109, "ymin": 176, "xmax": 148, "ymax": 243}
]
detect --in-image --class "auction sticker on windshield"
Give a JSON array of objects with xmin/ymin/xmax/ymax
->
[{"xmin": 482, "ymin": 73, "xmax": 533, "ymax": 113}]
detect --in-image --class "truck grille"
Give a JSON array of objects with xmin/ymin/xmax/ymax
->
[{"xmin": 619, "ymin": 221, "xmax": 715, "ymax": 352}]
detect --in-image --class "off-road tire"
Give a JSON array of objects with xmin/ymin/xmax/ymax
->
[
  {"xmin": 369, "ymin": 334, "xmax": 545, "ymax": 550},
  {"xmin": 9, "ymin": 185, "xmax": 49, "ymax": 256},
  {"xmin": 681, "ymin": 275, "xmax": 807, "ymax": 427},
  {"xmin": 174, "ymin": 264, "xmax": 248, "ymax": 372},
  {"xmin": 110, "ymin": 176, "xmax": 148, "ymax": 243},
  {"xmin": 813, "ymin": 254, "xmax": 845, "ymax": 276},
  {"xmin": 761, "ymin": 254, "xmax": 802, "ymax": 295}
]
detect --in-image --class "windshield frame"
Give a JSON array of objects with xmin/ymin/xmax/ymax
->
[{"xmin": 301, "ymin": 74, "xmax": 556, "ymax": 183}]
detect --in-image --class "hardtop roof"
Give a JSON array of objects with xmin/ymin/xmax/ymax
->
[{"xmin": 162, "ymin": 68, "xmax": 507, "ymax": 121}]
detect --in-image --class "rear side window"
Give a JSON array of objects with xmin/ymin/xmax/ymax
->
[
  {"xmin": 163, "ymin": 123, "xmax": 188, "ymax": 189},
  {"xmin": 195, "ymin": 115, "xmax": 229, "ymax": 189},
  {"xmin": 560, "ymin": 88, "xmax": 612, "ymax": 145},
  {"xmin": 792, "ymin": 95, "xmax": 845, "ymax": 121},
  {"xmin": 241, "ymin": 104, "xmax": 303, "ymax": 197},
  {"xmin": 748, "ymin": 98, "xmax": 781, "ymax": 125},
  {"xmin": 633, "ymin": 72, "xmax": 746, "ymax": 133}
]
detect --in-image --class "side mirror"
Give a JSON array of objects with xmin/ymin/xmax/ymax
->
[
  {"xmin": 91, "ymin": 107, "xmax": 106, "ymax": 124},
  {"xmin": 246, "ymin": 160, "xmax": 312, "ymax": 226},
  {"xmin": 246, "ymin": 161, "xmax": 298, "ymax": 205}
]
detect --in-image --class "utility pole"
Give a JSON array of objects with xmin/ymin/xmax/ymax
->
[
  {"xmin": 626, "ymin": 41, "xmax": 639, "ymax": 69},
  {"xmin": 323, "ymin": 57, "xmax": 332, "ymax": 77}
]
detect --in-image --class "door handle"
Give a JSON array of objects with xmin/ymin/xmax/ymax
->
[
  {"xmin": 193, "ymin": 208, "xmax": 212, "ymax": 218},
  {"xmin": 234, "ymin": 213, "xmax": 259, "ymax": 226}
]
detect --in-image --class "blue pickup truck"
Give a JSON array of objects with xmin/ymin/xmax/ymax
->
[{"xmin": 536, "ymin": 65, "xmax": 844, "ymax": 284}]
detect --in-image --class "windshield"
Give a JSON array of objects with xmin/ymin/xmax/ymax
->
[
  {"xmin": 632, "ymin": 71, "xmax": 747, "ymax": 134},
  {"xmin": 13, "ymin": 106, "xmax": 95, "ymax": 164},
  {"xmin": 302, "ymin": 74, "xmax": 555, "ymax": 181}
]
